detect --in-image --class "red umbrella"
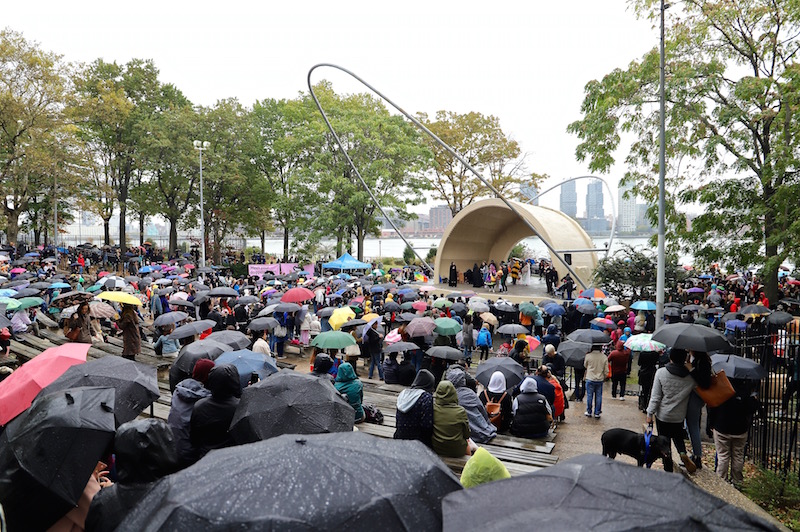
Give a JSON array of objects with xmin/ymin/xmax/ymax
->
[
  {"xmin": 0, "ymin": 343, "xmax": 89, "ymax": 425},
  {"xmin": 97, "ymin": 271, "xmax": 110, "ymax": 278},
  {"xmin": 526, "ymin": 335, "xmax": 541, "ymax": 351},
  {"xmin": 281, "ymin": 287, "xmax": 315, "ymax": 303}
]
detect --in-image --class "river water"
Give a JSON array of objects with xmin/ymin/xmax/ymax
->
[{"xmin": 243, "ymin": 235, "xmax": 692, "ymax": 265}]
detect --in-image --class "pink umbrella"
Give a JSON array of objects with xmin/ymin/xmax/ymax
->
[
  {"xmin": 184, "ymin": 264, "xmax": 196, "ymax": 270},
  {"xmin": 0, "ymin": 343, "xmax": 89, "ymax": 425},
  {"xmin": 419, "ymin": 285, "xmax": 435, "ymax": 293},
  {"xmin": 10, "ymin": 268, "xmax": 26, "ymax": 274},
  {"xmin": 97, "ymin": 271, "xmax": 110, "ymax": 278},
  {"xmin": 526, "ymin": 335, "xmax": 541, "ymax": 351},
  {"xmin": 385, "ymin": 328, "xmax": 402, "ymax": 344},
  {"xmin": 281, "ymin": 287, "xmax": 315, "ymax": 303},
  {"xmin": 351, "ymin": 296, "xmax": 365, "ymax": 304},
  {"xmin": 412, "ymin": 301, "xmax": 428, "ymax": 312}
]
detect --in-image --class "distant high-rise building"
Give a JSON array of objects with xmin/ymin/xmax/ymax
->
[
  {"xmin": 618, "ymin": 181, "xmax": 637, "ymax": 233},
  {"xmin": 428, "ymin": 205, "xmax": 453, "ymax": 232},
  {"xmin": 586, "ymin": 179, "xmax": 604, "ymax": 220},
  {"xmin": 559, "ymin": 181, "xmax": 577, "ymax": 218},
  {"xmin": 520, "ymin": 183, "xmax": 539, "ymax": 206}
]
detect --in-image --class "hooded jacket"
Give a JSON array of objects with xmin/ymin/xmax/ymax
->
[
  {"xmin": 541, "ymin": 325, "xmax": 561, "ymax": 352},
  {"xmin": 394, "ymin": 369, "xmax": 434, "ymax": 446},
  {"xmin": 511, "ymin": 378, "xmax": 552, "ymax": 439},
  {"xmin": 608, "ymin": 341, "xmax": 630, "ymax": 376},
  {"xmin": 476, "ymin": 327, "xmax": 492, "ymax": 348},
  {"xmin": 190, "ymin": 364, "xmax": 241, "ymax": 458},
  {"xmin": 646, "ymin": 362, "xmax": 695, "ymax": 423},
  {"xmin": 446, "ymin": 367, "xmax": 496, "ymax": 444},
  {"xmin": 335, "ymin": 362, "xmax": 364, "ymax": 421},
  {"xmin": 86, "ymin": 419, "xmax": 177, "ymax": 532},
  {"xmin": 167, "ymin": 378, "xmax": 212, "ymax": 465},
  {"xmin": 432, "ymin": 380, "xmax": 471, "ymax": 457},
  {"xmin": 481, "ymin": 371, "xmax": 513, "ymax": 432}
]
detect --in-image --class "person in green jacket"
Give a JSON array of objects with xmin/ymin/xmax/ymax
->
[
  {"xmin": 335, "ymin": 362, "xmax": 365, "ymax": 423},
  {"xmin": 432, "ymin": 380, "xmax": 473, "ymax": 457}
]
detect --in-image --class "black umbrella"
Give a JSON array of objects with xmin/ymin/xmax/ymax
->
[
  {"xmin": 154, "ymin": 311, "xmax": 190, "ymax": 328},
  {"xmin": 274, "ymin": 302, "xmax": 301, "ymax": 313},
  {"xmin": 117, "ymin": 433, "xmax": 461, "ymax": 531},
  {"xmin": 765, "ymin": 311, "xmax": 794, "ymax": 326},
  {"xmin": 124, "ymin": 275, "xmax": 142, "ymax": 284},
  {"xmin": 235, "ymin": 295, "xmax": 259, "ymax": 306},
  {"xmin": 537, "ymin": 299, "xmax": 556, "ymax": 308},
  {"xmin": 780, "ymin": 298, "xmax": 800, "ymax": 307},
  {"xmin": 711, "ymin": 354, "xmax": 768, "ymax": 381},
  {"xmin": 192, "ymin": 283, "xmax": 210, "ymax": 291},
  {"xmin": 207, "ymin": 286, "xmax": 239, "ymax": 298},
  {"xmin": 476, "ymin": 357, "xmax": 525, "ymax": 390},
  {"xmin": 427, "ymin": 346, "xmax": 464, "ymax": 361},
  {"xmin": 496, "ymin": 324, "xmax": 529, "ymax": 335},
  {"xmin": 197, "ymin": 267, "xmax": 214, "ymax": 274},
  {"xmin": 721, "ymin": 311, "xmax": 742, "ymax": 323},
  {"xmin": 341, "ymin": 318, "xmax": 367, "ymax": 330},
  {"xmin": 230, "ymin": 372, "xmax": 354, "ymax": 444},
  {"xmin": 0, "ymin": 387, "xmax": 116, "ymax": 531},
  {"xmin": 205, "ymin": 330, "xmax": 250, "ymax": 350},
  {"xmin": 49, "ymin": 291, "xmax": 93, "ymax": 309},
  {"xmin": 169, "ymin": 339, "xmax": 233, "ymax": 392},
  {"xmin": 384, "ymin": 341, "xmax": 421, "ymax": 354},
  {"xmin": 558, "ymin": 340, "xmax": 593, "ymax": 368},
  {"xmin": 29, "ymin": 281, "xmax": 52, "ymax": 290},
  {"xmin": 316, "ymin": 307, "xmax": 335, "ymax": 318},
  {"xmin": 664, "ymin": 307, "xmax": 682, "ymax": 317},
  {"xmin": 740, "ymin": 304, "xmax": 771, "ymax": 316},
  {"xmin": 576, "ymin": 304, "xmax": 598, "ymax": 315},
  {"xmin": 168, "ymin": 298, "xmax": 196, "ymax": 309},
  {"xmin": 157, "ymin": 286, "xmax": 175, "ymax": 296},
  {"xmin": 39, "ymin": 355, "xmax": 159, "ymax": 425},
  {"xmin": 450, "ymin": 302, "xmax": 467, "ymax": 315},
  {"xmin": 651, "ymin": 323, "xmax": 731, "ymax": 352},
  {"xmin": 567, "ymin": 329, "xmax": 610, "ymax": 345},
  {"xmin": 664, "ymin": 302, "xmax": 683, "ymax": 308},
  {"xmin": 12, "ymin": 287, "xmax": 40, "ymax": 298},
  {"xmin": 383, "ymin": 301, "xmax": 402, "ymax": 312},
  {"xmin": 396, "ymin": 312, "xmax": 418, "ymax": 323},
  {"xmin": 247, "ymin": 317, "xmax": 279, "ymax": 332},
  {"xmin": 168, "ymin": 319, "xmax": 218, "ymax": 340},
  {"xmin": 682, "ymin": 304, "xmax": 704, "ymax": 312},
  {"xmin": 442, "ymin": 454, "xmax": 774, "ymax": 531},
  {"xmin": 494, "ymin": 302, "xmax": 516, "ymax": 313}
]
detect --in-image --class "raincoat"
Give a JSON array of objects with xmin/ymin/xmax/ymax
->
[
  {"xmin": 432, "ymin": 380, "xmax": 470, "ymax": 457},
  {"xmin": 445, "ymin": 367, "xmax": 496, "ymax": 443},
  {"xmin": 190, "ymin": 364, "xmax": 241, "ymax": 457},
  {"xmin": 335, "ymin": 362, "xmax": 364, "ymax": 421},
  {"xmin": 168, "ymin": 378, "xmax": 211, "ymax": 465},
  {"xmin": 394, "ymin": 369, "xmax": 435, "ymax": 446}
]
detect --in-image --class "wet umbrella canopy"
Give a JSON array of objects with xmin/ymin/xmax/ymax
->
[
  {"xmin": 711, "ymin": 354, "xmax": 768, "ymax": 381},
  {"xmin": 215, "ymin": 349, "xmax": 279, "ymax": 388},
  {"xmin": 205, "ymin": 330, "xmax": 251, "ymax": 350},
  {"xmin": 40, "ymin": 355, "xmax": 159, "ymax": 426},
  {"xmin": 558, "ymin": 341, "xmax": 594, "ymax": 368},
  {"xmin": 567, "ymin": 329, "xmax": 611, "ymax": 346},
  {"xmin": 441, "ymin": 454, "xmax": 774, "ymax": 531},
  {"xmin": 168, "ymin": 319, "xmax": 218, "ymax": 340},
  {"xmin": 651, "ymin": 323, "xmax": 731, "ymax": 352},
  {"xmin": 153, "ymin": 311, "xmax": 190, "ymax": 328},
  {"xmin": 117, "ymin": 432, "xmax": 461, "ymax": 531},
  {"xmin": 230, "ymin": 372, "xmax": 354, "ymax": 444},
  {"xmin": 169, "ymin": 339, "xmax": 233, "ymax": 392},
  {"xmin": 427, "ymin": 346, "xmax": 464, "ymax": 361},
  {"xmin": 476, "ymin": 357, "xmax": 525, "ymax": 390},
  {"xmin": 0, "ymin": 387, "xmax": 116, "ymax": 531}
]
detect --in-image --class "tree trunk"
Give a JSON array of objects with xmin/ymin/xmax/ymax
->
[
  {"xmin": 763, "ymin": 187, "xmax": 779, "ymax": 305},
  {"xmin": 283, "ymin": 226, "xmax": 289, "ymax": 261},
  {"xmin": 260, "ymin": 230, "xmax": 265, "ymax": 254},
  {"xmin": 168, "ymin": 217, "xmax": 178, "ymax": 256},
  {"xmin": 34, "ymin": 229, "xmax": 41, "ymax": 247},
  {"xmin": 118, "ymin": 202, "xmax": 127, "ymax": 248},
  {"xmin": 103, "ymin": 219, "xmax": 111, "ymax": 246},
  {"xmin": 6, "ymin": 210, "xmax": 20, "ymax": 245},
  {"xmin": 139, "ymin": 213, "xmax": 145, "ymax": 245},
  {"xmin": 356, "ymin": 229, "xmax": 365, "ymax": 262},
  {"xmin": 335, "ymin": 232, "xmax": 343, "ymax": 257}
]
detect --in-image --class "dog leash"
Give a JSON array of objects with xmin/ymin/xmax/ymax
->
[{"xmin": 643, "ymin": 431, "xmax": 653, "ymax": 469}]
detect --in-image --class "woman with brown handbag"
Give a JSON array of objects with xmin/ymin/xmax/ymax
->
[{"xmin": 66, "ymin": 302, "xmax": 93, "ymax": 344}]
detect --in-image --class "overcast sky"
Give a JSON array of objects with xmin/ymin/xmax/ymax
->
[{"xmin": 5, "ymin": 0, "xmax": 657, "ymax": 216}]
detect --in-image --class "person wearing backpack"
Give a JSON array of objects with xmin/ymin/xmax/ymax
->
[
  {"xmin": 476, "ymin": 326, "xmax": 492, "ymax": 362},
  {"xmin": 446, "ymin": 367, "xmax": 496, "ymax": 443},
  {"xmin": 480, "ymin": 371, "xmax": 513, "ymax": 433}
]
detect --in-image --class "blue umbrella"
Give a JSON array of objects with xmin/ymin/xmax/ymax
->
[
  {"xmin": 573, "ymin": 298, "xmax": 592, "ymax": 307},
  {"xmin": 370, "ymin": 286, "xmax": 385, "ymax": 294},
  {"xmin": 398, "ymin": 289, "xmax": 416, "ymax": 296},
  {"xmin": 24, "ymin": 252, "xmax": 40, "ymax": 257},
  {"xmin": 544, "ymin": 303, "xmax": 565, "ymax": 316},
  {"xmin": 0, "ymin": 289, "xmax": 17, "ymax": 297},
  {"xmin": 631, "ymin": 300, "xmax": 657, "ymax": 311},
  {"xmin": 138, "ymin": 266, "xmax": 155, "ymax": 274},
  {"xmin": 214, "ymin": 349, "xmax": 279, "ymax": 388},
  {"xmin": 56, "ymin": 247, "xmax": 68, "ymax": 253},
  {"xmin": 336, "ymin": 273, "xmax": 351, "ymax": 280},
  {"xmin": 725, "ymin": 319, "xmax": 748, "ymax": 331},
  {"xmin": 49, "ymin": 282, "xmax": 71, "ymax": 289}
]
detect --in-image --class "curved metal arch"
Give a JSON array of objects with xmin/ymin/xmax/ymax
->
[
  {"xmin": 307, "ymin": 63, "xmax": 589, "ymax": 289},
  {"xmin": 525, "ymin": 175, "xmax": 617, "ymax": 259}
]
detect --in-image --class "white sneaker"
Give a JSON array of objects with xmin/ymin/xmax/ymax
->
[
  {"xmin": 619, "ymin": 396, "xmax": 625, "ymax": 401},
  {"xmin": 584, "ymin": 412, "xmax": 592, "ymax": 417}
]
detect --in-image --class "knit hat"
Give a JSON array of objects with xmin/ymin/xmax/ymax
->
[{"xmin": 192, "ymin": 358, "xmax": 215, "ymax": 385}]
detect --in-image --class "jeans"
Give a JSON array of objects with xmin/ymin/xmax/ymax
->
[
  {"xmin": 369, "ymin": 351, "xmax": 384, "ymax": 380},
  {"xmin": 686, "ymin": 391, "xmax": 704, "ymax": 458},
  {"xmin": 586, "ymin": 380, "xmax": 603, "ymax": 415},
  {"xmin": 411, "ymin": 350, "xmax": 423, "ymax": 372},
  {"xmin": 463, "ymin": 346, "xmax": 472, "ymax": 365},
  {"xmin": 611, "ymin": 374, "xmax": 626, "ymax": 398}
]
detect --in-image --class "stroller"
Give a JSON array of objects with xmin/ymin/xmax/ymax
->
[{"xmin": 485, "ymin": 272, "xmax": 497, "ymax": 293}]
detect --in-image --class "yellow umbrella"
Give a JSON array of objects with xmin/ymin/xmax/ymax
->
[
  {"xmin": 97, "ymin": 291, "xmax": 143, "ymax": 306},
  {"xmin": 362, "ymin": 312, "xmax": 380, "ymax": 322},
  {"xmin": 329, "ymin": 307, "xmax": 356, "ymax": 331},
  {"xmin": 480, "ymin": 312, "xmax": 499, "ymax": 327}
]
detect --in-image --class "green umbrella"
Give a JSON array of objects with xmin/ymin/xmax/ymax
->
[
  {"xmin": 311, "ymin": 331, "xmax": 357, "ymax": 350},
  {"xmin": 400, "ymin": 302, "xmax": 416, "ymax": 310},
  {"xmin": 432, "ymin": 298, "xmax": 452, "ymax": 309},
  {"xmin": 519, "ymin": 302, "xmax": 538, "ymax": 317},
  {"xmin": 86, "ymin": 284, "xmax": 103, "ymax": 293},
  {"xmin": 15, "ymin": 297, "xmax": 44, "ymax": 310},
  {"xmin": 434, "ymin": 317, "xmax": 462, "ymax": 336},
  {"xmin": 0, "ymin": 297, "xmax": 21, "ymax": 310}
]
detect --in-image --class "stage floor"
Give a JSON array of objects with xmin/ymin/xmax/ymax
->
[{"xmin": 435, "ymin": 275, "xmax": 559, "ymax": 304}]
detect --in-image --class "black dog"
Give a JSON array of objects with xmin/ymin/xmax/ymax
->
[{"xmin": 601, "ymin": 428, "xmax": 674, "ymax": 471}]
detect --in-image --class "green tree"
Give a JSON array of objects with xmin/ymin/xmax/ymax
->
[
  {"xmin": 426, "ymin": 244, "xmax": 438, "ymax": 263},
  {"xmin": 568, "ymin": 0, "xmax": 800, "ymax": 303},
  {"xmin": 419, "ymin": 110, "xmax": 538, "ymax": 216},
  {"xmin": 403, "ymin": 245, "xmax": 415, "ymax": 265},
  {"xmin": 594, "ymin": 245, "xmax": 687, "ymax": 301}
]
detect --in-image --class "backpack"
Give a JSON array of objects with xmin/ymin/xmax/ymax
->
[
  {"xmin": 363, "ymin": 403, "xmax": 384, "ymax": 424},
  {"xmin": 483, "ymin": 390, "xmax": 506, "ymax": 428}
]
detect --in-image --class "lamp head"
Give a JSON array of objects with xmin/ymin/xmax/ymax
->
[{"xmin": 193, "ymin": 140, "xmax": 201, "ymax": 148}]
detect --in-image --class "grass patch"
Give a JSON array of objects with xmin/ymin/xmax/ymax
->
[{"xmin": 742, "ymin": 467, "xmax": 800, "ymax": 530}]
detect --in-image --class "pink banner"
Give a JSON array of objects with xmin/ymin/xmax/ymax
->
[{"xmin": 248, "ymin": 263, "xmax": 314, "ymax": 279}]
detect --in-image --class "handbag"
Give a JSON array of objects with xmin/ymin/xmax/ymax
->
[
  {"xmin": 695, "ymin": 369, "xmax": 736, "ymax": 407},
  {"xmin": 274, "ymin": 325, "xmax": 288, "ymax": 338},
  {"xmin": 65, "ymin": 327, "xmax": 80, "ymax": 341}
]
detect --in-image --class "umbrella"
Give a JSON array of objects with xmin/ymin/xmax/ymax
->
[
  {"xmin": 103, "ymin": 277, "xmax": 126, "ymax": 290},
  {"xmin": 664, "ymin": 307, "xmax": 682, "ymax": 317},
  {"xmin": 580, "ymin": 287, "xmax": 606, "ymax": 299},
  {"xmin": 14, "ymin": 296, "xmax": 44, "ymax": 310},
  {"xmin": 0, "ymin": 289, "xmax": 16, "ymax": 297},
  {"xmin": 0, "ymin": 297, "xmax": 20, "ymax": 310},
  {"xmin": 396, "ymin": 312, "xmax": 418, "ymax": 323},
  {"xmin": 537, "ymin": 299, "xmax": 556, "ymax": 308},
  {"xmin": 686, "ymin": 287, "xmax": 705, "ymax": 294},
  {"xmin": 97, "ymin": 291, "xmax": 142, "ymax": 306},
  {"xmin": 427, "ymin": 346, "xmax": 464, "ymax": 361},
  {"xmin": 573, "ymin": 298, "xmax": 592, "ymax": 307},
  {"xmin": 155, "ymin": 278, "xmax": 173, "ymax": 286},
  {"xmin": 153, "ymin": 311, "xmax": 190, "ymax": 328},
  {"xmin": 168, "ymin": 319, "xmax": 218, "ymax": 340},
  {"xmin": 9, "ymin": 267, "xmax": 26, "ymax": 274},
  {"xmin": 651, "ymin": 323, "xmax": 731, "ymax": 352},
  {"xmin": 207, "ymin": 286, "xmax": 239, "ymax": 298},
  {"xmin": 315, "ymin": 307, "xmax": 335, "ymax": 318},
  {"xmin": 235, "ymin": 295, "xmax": 259, "ymax": 306},
  {"xmin": 765, "ymin": 311, "xmax": 794, "ymax": 326},
  {"xmin": 87, "ymin": 301, "xmax": 118, "ymax": 319},
  {"xmin": 496, "ymin": 324, "xmax": 530, "ymax": 335},
  {"xmin": 526, "ymin": 335, "xmax": 541, "ymax": 351},
  {"xmin": 469, "ymin": 301, "xmax": 490, "ymax": 313},
  {"xmin": 558, "ymin": 341, "xmax": 593, "ymax": 367},
  {"xmin": 341, "ymin": 318, "xmax": 367, "ymax": 330},
  {"xmin": 494, "ymin": 302, "xmax": 516, "ymax": 313},
  {"xmin": 157, "ymin": 287, "xmax": 175, "ymax": 296},
  {"xmin": 0, "ymin": 343, "xmax": 90, "ymax": 425},
  {"xmin": 412, "ymin": 300, "xmax": 428, "ymax": 312},
  {"xmin": 630, "ymin": 300, "xmax": 657, "ymax": 311},
  {"xmin": 312, "ymin": 331, "xmax": 357, "ymax": 350},
  {"xmin": 624, "ymin": 333, "xmax": 666, "ymax": 352},
  {"xmin": 384, "ymin": 341, "xmax": 421, "ymax": 354},
  {"xmin": 169, "ymin": 339, "xmax": 233, "ymax": 391},
  {"xmin": 370, "ymin": 286, "xmax": 385, "ymax": 294},
  {"xmin": 476, "ymin": 358, "xmax": 525, "ymax": 390},
  {"xmin": 450, "ymin": 302, "xmax": 467, "ymax": 315},
  {"xmin": 405, "ymin": 317, "xmax": 437, "ymax": 337},
  {"xmin": 39, "ymin": 355, "xmax": 159, "ymax": 425},
  {"xmin": 12, "ymin": 288, "xmax": 41, "ymax": 298},
  {"xmin": 0, "ymin": 386, "xmax": 117, "ymax": 531},
  {"xmin": 518, "ymin": 302, "xmax": 538, "ymax": 317},
  {"xmin": 247, "ymin": 317, "xmax": 279, "ymax": 332},
  {"xmin": 433, "ymin": 298, "xmax": 453, "ymax": 309},
  {"xmin": 740, "ymin": 304, "xmax": 771, "ymax": 317},
  {"xmin": 118, "ymin": 432, "xmax": 461, "ymax": 531},
  {"xmin": 440, "ymin": 454, "xmax": 774, "ymax": 531},
  {"xmin": 215, "ymin": 349, "xmax": 279, "ymax": 388},
  {"xmin": 725, "ymin": 319, "xmax": 749, "ymax": 331},
  {"xmin": 576, "ymin": 303, "xmax": 598, "ymax": 315},
  {"xmin": 383, "ymin": 301, "xmax": 401, "ymax": 312},
  {"xmin": 419, "ymin": 285, "xmax": 435, "ymax": 292},
  {"xmin": 604, "ymin": 304, "xmax": 627, "ymax": 313},
  {"xmin": 590, "ymin": 317, "xmax": 616, "ymax": 330},
  {"xmin": 711, "ymin": 354, "xmax": 768, "ymax": 381},
  {"xmin": 682, "ymin": 304, "xmax": 704, "ymax": 312},
  {"xmin": 329, "ymin": 307, "xmax": 356, "ymax": 330},
  {"xmin": 205, "ymin": 330, "xmax": 251, "ymax": 350},
  {"xmin": 49, "ymin": 291, "xmax": 94, "ymax": 309},
  {"xmin": 544, "ymin": 303, "xmax": 565, "ymax": 316},
  {"xmin": 479, "ymin": 312, "xmax": 499, "ymax": 327},
  {"xmin": 124, "ymin": 275, "xmax": 142, "ymax": 284},
  {"xmin": 273, "ymin": 302, "xmax": 302, "ymax": 313},
  {"xmin": 281, "ymin": 286, "xmax": 315, "ymax": 303},
  {"xmin": 230, "ymin": 373, "xmax": 353, "ymax": 443},
  {"xmin": 168, "ymin": 298, "xmax": 196, "ymax": 309},
  {"xmin": 567, "ymin": 329, "xmax": 610, "ymax": 346},
  {"xmin": 434, "ymin": 317, "xmax": 462, "ymax": 336}
]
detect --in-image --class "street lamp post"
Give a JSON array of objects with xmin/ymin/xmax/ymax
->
[
  {"xmin": 53, "ymin": 172, "xmax": 58, "ymax": 266},
  {"xmin": 656, "ymin": 0, "xmax": 668, "ymax": 329},
  {"xmin": 193, "ymin": 140, "xmax": 210, "ymax": 267}
]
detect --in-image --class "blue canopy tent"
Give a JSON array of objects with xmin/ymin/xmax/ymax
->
[{"xmin": 322, "ymin": 252, "xmax": 371, "ymax": 271}]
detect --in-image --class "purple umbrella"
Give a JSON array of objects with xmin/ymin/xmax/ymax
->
[{"xmin": 687, "ymin": 287, "xmax": 705, "ymax": 294}]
